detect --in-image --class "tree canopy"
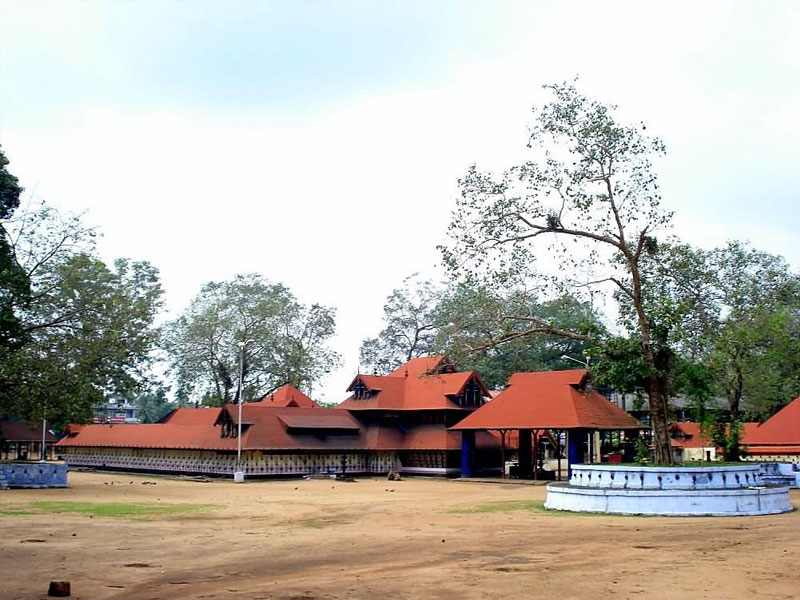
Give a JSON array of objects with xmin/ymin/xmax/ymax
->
[
  {"xmin": 0, "ymin": 147, "xmax": 30, "ymax": 351},
  {"xmin": 359, "ymin": 274, "xmax": 602, "ymax": 389},
  {"xmin": 1, "ymin": 200, "xmax": 163, "ymax": 427},
  {"xmin": 164, "ymin": 273, "xmax": 340, "ymax": 405}
]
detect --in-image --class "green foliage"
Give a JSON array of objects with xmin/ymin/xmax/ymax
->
[
  {"xmin": 29, "ymin": 501, "xmax": 216, "ymax": 519},
  {"xmin": 651, "ymin": 241, "xmax": 800, "ymax": 418},
  {"xmin": 0, "ymin": 201, "xmax": 163, "ymax": 427},
  {"xmin": 634, "ymin": 437, "xmax": 651, "ymax": 463},
  {"xmin": 131, "ymin": 384, "xmax": 176, "ymax": 423},
  {"xmin": 359, "ymin": 274, "xmax": 603, "ymax": 387},
  {"xmin": 359, "ymin": 273, "xmax": 440, "ymax": 374},
  {"xmin": 164, "ymin": 273, "xmax": 340, "ymax": 404},
  {"xmin": 0, "ymin": 147, "xmax": 30, "ymax": 351},
  {"xmin": 434, "ymin": 285, "xmax": 603, "ymax": 388}
]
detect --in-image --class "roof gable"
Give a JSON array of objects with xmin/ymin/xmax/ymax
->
[
  {"xmin": 340, "ymin": 357, "xmax": 490, "ymax": 411},
  {"xmin": 256, "ymin": 384, "xmax": 320, "ymax": 408}
]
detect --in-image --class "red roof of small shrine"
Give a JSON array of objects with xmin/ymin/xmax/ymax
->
[
  {"xmin": 451, "ymin": 369, "xmax": 644, "ymax": 431},
  {"xmin": 744, "ymin": 396, "xmax": 800, "ymax": 450},
  {"xmin": 339, "ymin": 356, "xmax": 489, "ymax": 411},
  {"xmin": 255, "ymin": 384, "xmax": 320, "ymax": 408}
]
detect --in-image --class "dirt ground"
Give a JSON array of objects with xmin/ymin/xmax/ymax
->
[{"xmin": 1, "ymin": 471, "xmax": 798, "ymax": 600}]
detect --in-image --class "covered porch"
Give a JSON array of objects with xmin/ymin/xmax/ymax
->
[{"xmin": 450, "ymin": 370, "xmax": 646, "ymax": 480}]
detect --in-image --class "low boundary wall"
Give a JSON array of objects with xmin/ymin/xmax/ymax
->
[{"xmin": 0, "ymin": 463, "xmax": 68, "ymax": 488}]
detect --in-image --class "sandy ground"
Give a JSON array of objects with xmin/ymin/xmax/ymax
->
[{"xmin": 1, "ymin": 471, "xmax": 799, "ymax": 600}]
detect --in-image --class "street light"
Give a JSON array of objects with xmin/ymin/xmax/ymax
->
[
  {"xmin": 234, "ymin": 340, "xmax": 246, "ymax": 483},
  {"xmin": 561, "ymin": 354, "xmax": 589, "ymax": 368}
]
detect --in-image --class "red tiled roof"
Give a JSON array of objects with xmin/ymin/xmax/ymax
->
[
  {"xmin": 57, "ymin": 406, "xmax": 368, "ymax": 452},
  {"xmin": 163, "ymin": 407, "xmax": 223, "ymax": 425},
  {"xmin": 745, "ymin": 396, "xmax": 800, "ymax": 446},
  {"xmin": 255, "ymin": 384, "xmax": 320, "ymax": 408},
  {"xmin": 670, "ymin": 421, "xmax": 762, "ymax": 449},
  {"xmin": 339, "ymin": 357, "xmax": 489, "ymax": 411},
  {"xmin": 451, "ymin": 370, "xmax": 644, "ymax": 431},
  {"xmin": 56, "ymin": 420, "xmax": 235, "ymax": 451},
  {"xmin": 0, "ymin": 421, "xmax": 58, "ymax": 442},
  {"xmin": 278, "ymin": 413, "xmax": 360, "ymax": 431},
  {"xmin": 387, "ymin": 355, "xmax": 449, "ymax": 377},
  {"xmin": 669, "ymin": 422, "xmax": 710, "ymax": 449},
  {"xmin": 232, "ymin": 406, "xmax": 366, "ymax": 451}
]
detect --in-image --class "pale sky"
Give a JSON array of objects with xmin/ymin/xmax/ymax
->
[{"xmin": 1, "ymin": 1, "xmax": 798, "ymax": 402}]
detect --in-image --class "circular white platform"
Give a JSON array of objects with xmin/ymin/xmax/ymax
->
[{"xmin": 545, "ymin": 464, "xmax": 793, "ymax": 516}]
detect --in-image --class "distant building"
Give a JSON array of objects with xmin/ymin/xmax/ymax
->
[
  {"xmin": 0, "ymin": 421, "xmax": 59, "ymax": 461},
  {"xmin": 92, "ymin": 398, "xmax": 139, "ymax": 424}
]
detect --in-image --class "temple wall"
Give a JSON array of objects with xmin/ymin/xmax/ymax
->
[
  {"xmin": 743, "ymin": 454, "xmax": 800, "ymax": 464},
  {"xmin": 61, "ymin": 447, "xmax": 400, "ymax": 477}
]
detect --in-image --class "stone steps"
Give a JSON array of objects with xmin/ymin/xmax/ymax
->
[{"xmin": 762, "ymin": 475, "xmax": 797, "ymax": 488}]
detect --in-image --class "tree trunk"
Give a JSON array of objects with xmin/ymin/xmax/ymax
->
[{"xmin": 647, "ymin": 374, "xmax": 673, "ymax": 464}]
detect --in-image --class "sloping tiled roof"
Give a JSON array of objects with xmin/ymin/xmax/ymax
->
[
  {"xmin": 387, "ymin": 355, "xmax": 449, "ymax": 377},
  {"xmin": 256, "ymin": 384, "xmax": 320, "ymax": 408},
  {"xmin": 339, "ymin": 357, "xmax": 489, "ymax": 411},
  {"xmin": 0, "ymin": 421, "xmax": 59, "ymax": 442},
  {"xmin": 451, "ymin": 369, "xmax": 644, "ymax": 431},
  {"xmin": 670, "ymin": 421, "xmax": 762, "ymax": 450},
  {"xmin": 163, "ymin": 407, "xmax": 223, "ymax": 425},
  {"xmin": 56, "ymin": 420, "xmax": 235, "ymax": 451},
  {"xmin": 278, "ymin": 413, "xmax": 360, "ymax": 431},
  {"xmin": 746, "ymin": 396, "xmax": 800, "ymax": 446},
  {"xmin": 669, "ymin": 422, "xmax": 711, "ymax": 449}
]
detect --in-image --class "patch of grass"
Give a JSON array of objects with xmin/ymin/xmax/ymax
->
[
  {"xmin": 448, "ymin": 500, "xmax": 638, "ymax": 518},
  {"xmin": 448, "ymin": 500, "xmax": 544, "ymax": 514},
  {"xmin": 29, "ymin": 501, "xmax": 217, "ymax": 519},
  {"xmin": 0, "ymin": 509, "xmax": 35, "ymax": 516}
]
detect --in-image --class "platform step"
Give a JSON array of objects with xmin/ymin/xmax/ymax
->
[{"xmin": 761, "ymin": 475, "xmax": 796, "ymax": 487}]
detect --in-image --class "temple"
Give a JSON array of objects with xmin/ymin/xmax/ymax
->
[{"xmin": 56, "ymin": 359, "xmax": 500, "ymax": 477}]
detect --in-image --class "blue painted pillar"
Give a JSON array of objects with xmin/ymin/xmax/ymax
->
[
  {"xmin": 460, "ymin": 430, "xmax": 476, "ymax": 478},
  {"xmin": 567, "ymin": 429, "xmax": 584, "ymax": 479}
]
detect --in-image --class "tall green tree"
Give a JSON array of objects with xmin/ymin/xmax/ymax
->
[
  {"xmin": 0, "ymin": 147, "xmax": 30, "ymax": 350},
  {"xmin": 441, "ymin": 82, "xmax": 677, "ymax": 463},
  {"xmin": 3, "ymin": 254, "xmax": 164, "ymax": 426},
  {"xmin": 359, "ymin": 274, "xmax": 442, "ymax": 374},
  {"xmin": 164, "ymin": 274, "xmax": 340, "ymax": 405},
  {"xmin": 1, "ymin": 201, "xmax": 163, "ymax": 427},
  {"xmin": 648, "ymin": 241, "xmax": 800, "ymax": 419}
]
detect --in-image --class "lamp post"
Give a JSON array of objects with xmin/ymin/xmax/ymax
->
[
  {"xmin": 40, "ymin": 416, "xmax": 47, "ymax": 463},
  {"xmin": 234, "ymin": 340, "xmax": 246, "ymax": 483},
  {"xmin": 561, "ymin": 354, "xmax": 589, "ymax": 368}
]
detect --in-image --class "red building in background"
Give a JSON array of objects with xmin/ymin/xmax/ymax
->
[{"xmin": 56, "ymin": 358, "xmax": 500, "ymax": 477}]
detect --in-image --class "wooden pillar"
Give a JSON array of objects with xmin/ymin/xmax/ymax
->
[
  {"xmin": 532, "ymin": 431, "xmax": 539, "ymax": 481},
  {"xmin": 518, "ymin": 429, "xmax": 532, "ymax": 479}
]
